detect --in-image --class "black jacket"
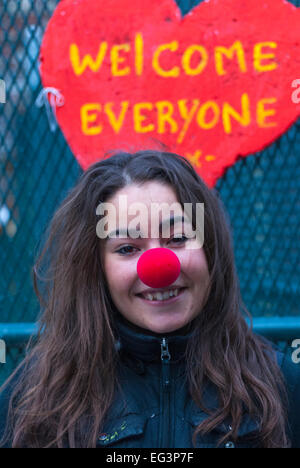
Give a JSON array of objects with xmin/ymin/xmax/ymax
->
[
  {"xmin": 98, "ymin": 315, "xmax": 300, "ymax": 448},
  {"xmin": 1, "ymin": 314, "xmax": 300, "ymax": 448}
]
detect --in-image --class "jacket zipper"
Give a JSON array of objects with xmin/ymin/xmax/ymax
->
[{"xmin": 160, "ymin": 337, "xmax": 171, "ymax": 447}]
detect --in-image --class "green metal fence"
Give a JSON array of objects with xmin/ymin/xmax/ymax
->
[{"xmin": 0, "ymin": 0, "xmax": 299, "ymax": 385}]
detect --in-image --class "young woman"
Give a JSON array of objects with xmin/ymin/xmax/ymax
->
[{"xmin": 0, "ymin": 150, "xmax": 299, "ymax": 448}]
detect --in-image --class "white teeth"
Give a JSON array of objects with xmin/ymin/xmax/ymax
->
[{"xmin": 143, "ymin": 288, "xmax": 181, "ymax": 301}]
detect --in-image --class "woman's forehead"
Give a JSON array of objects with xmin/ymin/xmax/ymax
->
[
  {"xmin": 102, "ymin": 182, "xmax": 185, "ymax": 233},
  {"xmin": 108, "ymin": 181, "xmax": 179, "ymax": 205},
  {"xmin": 97, "ymin": 181, "xmax": 204, "ymax": 245}
]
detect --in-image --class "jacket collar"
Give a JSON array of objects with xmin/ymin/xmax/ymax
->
[{"xmin": 114, "ymin": 312, "xmax": 197, "ymax": 363}]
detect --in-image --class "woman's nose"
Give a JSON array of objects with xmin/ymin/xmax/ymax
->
[{"xmin": 137, "ymin": 247, "xmax": 181, "ymax": 288}]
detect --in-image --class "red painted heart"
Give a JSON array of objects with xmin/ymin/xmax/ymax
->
[{"xmin": 39, "ymin": 0, "xmax": 300, "ymax": 187}]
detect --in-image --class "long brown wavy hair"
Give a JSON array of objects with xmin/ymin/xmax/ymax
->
[{"xmin": 0, "ymin": 150, "xmax": 290, "ymax": 448}]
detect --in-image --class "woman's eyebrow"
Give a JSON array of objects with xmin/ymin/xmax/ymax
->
[
  {"xmin": 106, "ymin": 227, "xmax": 130, "ymax": 240},
  {"xmin": 105, "ymin": 215, "xmax": 190, "ymax": 241}
]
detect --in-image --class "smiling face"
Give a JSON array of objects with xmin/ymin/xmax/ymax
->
[{"xmin": 100, "ymin": 181, "xmax": 210, "ymax": 334}]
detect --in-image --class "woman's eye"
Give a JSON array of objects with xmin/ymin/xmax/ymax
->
[
  {"xmin": 169, "ymin": 235, "xmax": 189, "ymax": 244},
  {"xmin": 115, "ymin": 236, "xmax": 190, "ymax": 255},
  {"xmin": 116, "ymin": 245, "xmax": 137, "ymax": 255}
]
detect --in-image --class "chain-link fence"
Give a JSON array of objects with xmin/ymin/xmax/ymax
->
[{"xmin": 0, "ymin": 0, "xmax": 299, "ymax": 384}]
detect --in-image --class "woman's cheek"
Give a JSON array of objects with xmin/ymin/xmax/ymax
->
[
  {"xmin": 107, "ymin": 254, "xmax": 136, "ymax": 287},
  {"xmin": 184, "ymin": 248, "xmax": 209, "ymax": 279},
  {"xmin": 179, "ymin": 249, "xmax": 198, "ymax": 272}
]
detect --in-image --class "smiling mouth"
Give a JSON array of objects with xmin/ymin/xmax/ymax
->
[{"xmin": 136, "ymin": 287, "xmax": 187, "ymax": 303}]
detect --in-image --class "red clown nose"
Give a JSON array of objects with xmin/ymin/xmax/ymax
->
[{"xmin": 137, "ymin": 248, "xmax": 181, "ymax": 289}]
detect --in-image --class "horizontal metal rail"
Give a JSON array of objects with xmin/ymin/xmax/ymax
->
[
  {"xmin": 0, "ymin": 323, "xmax": 38, "ymax": 345},
  {"xmin": 0, "ymin": 317, "xmax": 300, "ymax": 345},
  {"xmin": 247, "ymin": 317, "xmax": 300, "ymax": 342}
]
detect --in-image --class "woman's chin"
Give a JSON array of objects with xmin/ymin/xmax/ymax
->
[{"xmin": 141, "ymin": 317, "xmax": 188, "ymax": 335}]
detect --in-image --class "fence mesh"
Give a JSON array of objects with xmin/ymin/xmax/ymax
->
[{"xmin": 0, "ymin": 0, "xmax": 299, "ymax": 383}]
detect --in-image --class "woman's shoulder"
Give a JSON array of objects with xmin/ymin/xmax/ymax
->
[
  {"xmin": 273, "ymin": 345, "xmax": 300, "ymax": 390},
  {"xmin": 256, "ymin": 336, "xmax": 300, "ymax": 406},
  {"xmin": 261, "ymin": 336, "xmax": 300, "ymax": 393},
  {"xmin": 275, "ymin": 345, "xmax": 300, "ymax": 448},
  {"xmin": 256, "ymin": 334, "xmax": 300, "ymax": 388}
]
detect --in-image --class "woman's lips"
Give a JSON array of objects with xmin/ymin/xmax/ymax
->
[{"xmin": 135, "ymin": 287, "xmax": 187, "ymax": 306}]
